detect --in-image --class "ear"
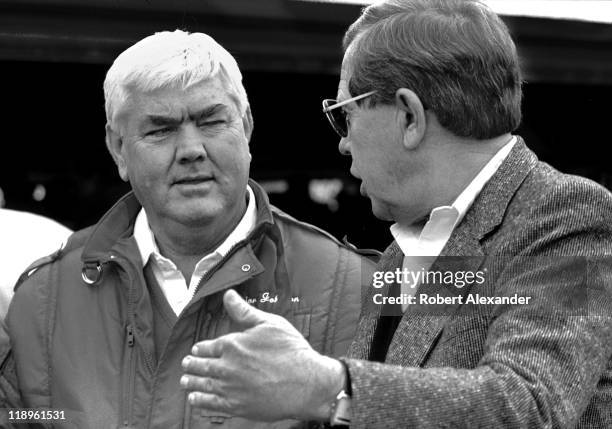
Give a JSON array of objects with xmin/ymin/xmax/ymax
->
[
  {"xmin": 395, "ymin": 88, "xmax": 427, "ymax": 150},
  {"xmin": 105, "ymin": 124, "xmax": 129, "ymax": 182},
  {"xmin": 242, "ymin": 104, "xmax": 254, "ymax": 142}
]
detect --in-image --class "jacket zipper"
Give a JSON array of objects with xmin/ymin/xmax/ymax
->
[
  {"xmin": 108, "ymin": 255, "xmax": 151, "ymax": 428},
  {"xmin": 183, "ymin": 312, "xmax": 213, "ymax": 429},
  {"xmin": 119, "ymin": 253, "xmax": 137, "ymax": 428},
  {"xmin": 123, "ymin": 324, "xmax": 136, "ymax": 427}
]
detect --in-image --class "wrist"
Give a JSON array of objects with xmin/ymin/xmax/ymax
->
[{"xmin": 309, "ymin": 356, "xmax": 347, "ymax": 421}]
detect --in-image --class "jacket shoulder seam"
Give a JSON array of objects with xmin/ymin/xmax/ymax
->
[{"xmin": 270, "ymin": 206, "xmax": 344, "ymax": 245}]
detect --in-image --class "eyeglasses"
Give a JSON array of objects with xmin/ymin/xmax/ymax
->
[{"xmin": 322, "ymin": 90, "xmax": 377, "ymax": 138}]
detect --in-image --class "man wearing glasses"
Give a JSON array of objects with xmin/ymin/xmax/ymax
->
[
  {"xmin": 179, "ymin": 0, "xmax": 612, "ymax": 427},
  {"xmin": 0, "ymin": 30, "xmax": 377, "ymax": 428}
]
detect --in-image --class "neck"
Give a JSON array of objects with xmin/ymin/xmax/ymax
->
[
  {"xmin": 436, "ymin": 134, "xmax": 511, "ymax": 203},
  {"xmin": 394, "ymin": 132, "xmax": 512, "ymax": 227},
  {"xmin": 149, "ymin": 200, "xmax": 247, "ymax": 282}
]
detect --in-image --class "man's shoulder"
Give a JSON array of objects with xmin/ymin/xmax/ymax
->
[
  {"xmin": 269, "ymin": 205, "xmax": 339, "ymax": 241},
  {"xmin": 528, "ymin": 160, "xmax": 610, "ymax": 195},
  {"xmin": 269, "ymin": 205, "xmax": 379, "ymax": 261},
  {"xmin": 490, "ymin": 160, "xmax": 612, "ymax": 256},
  {"xmin": 516, "ymin": 161, "xmax": 612, "ymax": 221},
  {"xmin": 473, "ymin": 139, "xmax": 612, "ymax": 236}
]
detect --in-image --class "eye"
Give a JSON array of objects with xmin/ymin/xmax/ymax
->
[
  {"xmin": 145, "ymin": 127, "xmax": 172, "ymax": 137},
  {"xmin": 341, "ymin": 108, "xmax": 351, "ymax": 126},
  {"xmin": 198, "ymin": 119, "xmax": 225, "ymax": 127}
]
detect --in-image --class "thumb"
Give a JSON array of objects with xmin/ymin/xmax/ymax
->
[{"xmin": 223, "ymin": 289, "xmax": 269, "ymax": 328}]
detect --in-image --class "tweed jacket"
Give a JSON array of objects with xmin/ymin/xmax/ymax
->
[{"xmin": 342, "ymin": 138, "xmax": 612, "ymax": 428}]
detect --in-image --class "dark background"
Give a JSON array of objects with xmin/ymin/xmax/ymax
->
[{"xmin": 1, "ymin": 0, "xmax": 612, "ymax": 251}]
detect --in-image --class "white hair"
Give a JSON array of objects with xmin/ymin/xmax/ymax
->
[{"xmin": 104, "ymin": 30, "xmax": 248, "ymax": 128}]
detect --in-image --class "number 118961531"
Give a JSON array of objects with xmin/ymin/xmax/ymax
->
[{"xmin": 6, "ymin": 408, "xmax": 66, "ymax": 422}]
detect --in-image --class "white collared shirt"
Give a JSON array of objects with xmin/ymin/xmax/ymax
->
[
  {"xmin": 390, "ymin": 137, "xmax": 516, "ymax": 311},
  {"xmin": 133, "ymin": 185, "xmax": 257, "ymax": 316}
]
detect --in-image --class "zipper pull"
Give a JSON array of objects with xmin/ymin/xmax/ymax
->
[{"xmin": 126, "ymin": 325, "xmax": 134, "ymax": 347}]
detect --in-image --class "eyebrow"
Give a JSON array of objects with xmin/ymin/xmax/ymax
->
[{"xmin": 146, "ymin": 104, "xmax": 229, "ymax": 126}]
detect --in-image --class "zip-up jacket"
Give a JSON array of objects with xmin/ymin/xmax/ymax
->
[{"xmin": 1, "ymin": 180, "xmax": 378, "ymax": 429}]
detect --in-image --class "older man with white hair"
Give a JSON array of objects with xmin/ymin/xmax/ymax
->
[{"xmin": 0, "ymin": 30, "xmax": 375, "ymax": 429}]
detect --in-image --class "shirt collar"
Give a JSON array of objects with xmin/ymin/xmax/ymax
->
[
  {"xmin": 451, "ymin": 136, "xmax": 516, "ymax": 225},
  {"xmin": 216, "ymin": 185, "xmax": 257, "ymax": 257},
  {"xmin": 390, "ymin": 136, "xmax": 516, "ymax": 254},
  {"xmin": 134, "ymin": 184, "xmax": 257, "ymax": 267}
]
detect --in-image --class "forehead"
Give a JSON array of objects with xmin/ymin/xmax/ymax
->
[{"xmin": 117, "ymin": 75, "xmax": 240, "ymax": 125}]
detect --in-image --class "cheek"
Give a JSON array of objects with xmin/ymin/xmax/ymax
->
[
  {"xmin": 215, "ymin": 137, "xmax": 251, "ymax": 176},
  {"xmin": 387, "ymin": 154, "xmax": 407, "ymax": 184},
  {"xmin": 232, "ymin": 136, "xmax": 251, "ymax": 163},
  {"xmin": 125, "ymin": 147, "xmax": 169, "ymax": 189},
  {"xmin": 361, "ymin": 148, "xmax": 402, "ymax": 191}
]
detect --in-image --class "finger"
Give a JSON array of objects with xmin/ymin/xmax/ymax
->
[
  {"xmin": 223, "ymin": 289, "xmax": 270, "ymax": 328},
  {"xmin": 187, "ymin": 391, "xmax": 230, "ymax": 412},
  {"xmin": 180, "ymin": 374, "xmax": 223, "ymax": 395},
  {"xmin": 182, "ymin": 355, "xmax": 224, "ymax": 377},
  {"xmin": 191, "ymin": 339, "xmax": 223, "ymax": 358}
]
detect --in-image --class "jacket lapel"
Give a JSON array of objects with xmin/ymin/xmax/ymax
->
[
  {"xmin": 384, "ymin": 225, "xmax": 484, "ymax": 366},
  {"xmin": 385, "ymin": 138, "xmax": 538, "ymax": 367}
]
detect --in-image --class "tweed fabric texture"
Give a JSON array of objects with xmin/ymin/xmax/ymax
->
[{"xmin": 342, "ymin": 138, "xmax": 612, "ymax": 428}]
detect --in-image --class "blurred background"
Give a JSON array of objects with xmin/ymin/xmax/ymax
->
[{"xmin": 1, "ymin": 0, "xmax": 611, "ymax": 250}]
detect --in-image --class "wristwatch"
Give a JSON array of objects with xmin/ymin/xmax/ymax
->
[{"xmin": 329, "ymin": 389, "xmax": 351, "ymax": 426}]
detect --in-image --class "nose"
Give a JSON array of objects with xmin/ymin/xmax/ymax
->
[
  {"xmin": 338, "ymin": 136, "xmax": 351, "ymax": 156},
  {"xmin": 177, "ymin": 123, "xmax": 207, "ymax": 164}
]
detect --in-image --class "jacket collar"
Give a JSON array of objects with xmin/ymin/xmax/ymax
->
[
  {"xmin": 449, "ymin": 136, "xmax": 538, "ymax": 248},
  {"xmin": 81, "ymin": 179, "xmax": 275, "ymax": 264}
]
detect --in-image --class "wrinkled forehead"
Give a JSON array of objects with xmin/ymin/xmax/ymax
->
[{"xmin": 115, "ymin": 75, "xmax": 240, "ymax": 126}]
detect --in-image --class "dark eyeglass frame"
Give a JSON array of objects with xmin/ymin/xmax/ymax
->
[{"xmin": 321, "ymin": 90, "xmax": 377, "ymax": 138}]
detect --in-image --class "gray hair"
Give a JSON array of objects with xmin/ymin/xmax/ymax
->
[
  {"xmin": 104, "ymin": 30, "xmax": 249, "ymax": 129},
  {"xmin": 344, "ymin": 0, "xmax": 522, "ymax": 139}
]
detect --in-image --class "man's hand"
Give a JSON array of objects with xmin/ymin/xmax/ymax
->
[{"xmin": 180, "ymin": 289, "xmax": 346, "ymax": 422}]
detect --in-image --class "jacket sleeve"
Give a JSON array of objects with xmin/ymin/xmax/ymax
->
[
  {"xmin": 340, "ymin": 187, "xmax": 612, "ymax": 428},
  {"xmin": 0, "ymin": 318, "xmax": 23, "ymax": 427}
]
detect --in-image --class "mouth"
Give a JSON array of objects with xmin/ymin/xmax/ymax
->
[
  {"xmin": 173, "ymin": 175, "xmax": 214, "ymax": 186},
  {"xmin": 348, "ymin": 168, "xmax": 365, "ymax": 194},
  {"xmin": 359, "ymin": 182, "xmax": 367, "ymax": 196}
]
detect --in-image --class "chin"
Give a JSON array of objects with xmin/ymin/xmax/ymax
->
[
  {"xmin": 370, "ymin": 199, "xmax": 394, "ymax": 222},
  {"xmin": 168, "ymin": 200, "xmax": 223, "ymax": 226},
  {"xmin": 170, "ymin": 212, "xmax": 215, "ymax": 229}
]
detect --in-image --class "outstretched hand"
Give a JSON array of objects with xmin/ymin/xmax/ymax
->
[{"xmin": 180, "ymin": 289, "xmax": 345, "ymax": 422}]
